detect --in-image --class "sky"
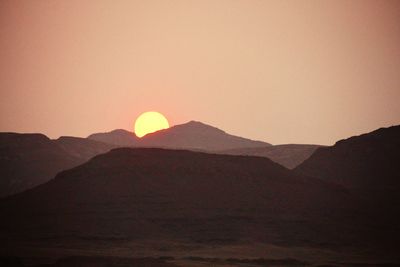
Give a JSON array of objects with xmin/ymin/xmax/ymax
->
[{"xmin": 0, "ymin": 0, "xmax": 399, "ymax": 145}]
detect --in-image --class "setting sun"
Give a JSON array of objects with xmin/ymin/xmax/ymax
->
[{"xmin": 134, "ymin": 111, "xmax": 169, "ymax": 138}]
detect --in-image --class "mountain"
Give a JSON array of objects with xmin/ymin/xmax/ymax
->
[
  {"xmin": 296, "ymin": 125, "xmax": 400, "ymax": 200},
  {"xmin": 138, "ymin": 121, "xmax": 270, "ymax": 151},
  {"xmin": 88, "ymin": 121, "xmax": 270, "ymax": 151},
  {"xmin": 218, "ymin": 144, "xmax": 321, "ymax": 169},
  {"xmin": 295, "ymin": 125, "xmax": 400, "ymax": 231},
  {"xmin": 55, "ymin": 136, "xmax": 116, "ymax": 160},
  {"xmin": 0, "ymin": 133, "xmax": 80, "ymax": 197},
  {"xmin": 0, "ymin": 133, "xmax": 115, "ymax": 197},
  {"xmin": 2, "ymin": 136, "xmax": 399, "ymax": 264},
  {"xmin": 0, "ymin": 121, "xmax": 306, "ymax": 197},
  {"xmin": 0, "ymin": 148, "xmax": 351, "ymax": 246},
  {"xmin": 88, "ymin": 122, "xmax": 322, "ymax": 168},
  {"xmin": 88, "ymin": 129, "xmax": 140, "ymax": 147}
]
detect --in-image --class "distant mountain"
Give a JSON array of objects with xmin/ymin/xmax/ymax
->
[
  {"xmin": 218, "ymin": 144, "xmax": 321, "ymax": 169},
  {"xmin": 88, "ymin": 129, "xmax": 139, "ymax": 147},
  {"xmin": 88, "ymin": 121, "xmax": 321, "ymax": 168},
  {"xmin": 295, "ymin": 125, "xmax": 400, "ymax": 222},
  {"xmin": 88, "ymin": 121, "xmax": 270, "ymax": 151},
  {"xmin": 0, "ymin": 148, "xmax": 351, "ymax": 246},
  {"xmin": 55, "ymin": 136, "xmax": 116, "ymax": 160},
  {"xmin": 0, "ymin": 133, "xmax": 115, "ymax": 197}
]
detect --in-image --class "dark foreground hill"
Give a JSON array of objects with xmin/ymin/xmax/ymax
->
[
  {"xmin": 0, "ymin": 133, "xmax": 115, "ymax": 197},
  {"xmin": 295, "ymin": 125, "xmax": 400, "ymax": 249},
  {"xmin": 1, "ymin": 126, "xmax": 400, "ymax": 266},
  {"xmin": 1, "ymin": 148, "xmax": 353, "ymax": 245},
  {"xmin": 296, "ymin": 125, "xmax": 400, "ymax": 212}
]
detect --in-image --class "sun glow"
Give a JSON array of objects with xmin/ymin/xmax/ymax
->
[{"xmin": 134, "ymin": 111, "xmax": 169, "ymax": 138}]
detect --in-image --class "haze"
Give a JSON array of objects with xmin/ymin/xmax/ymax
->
[{"xmin": 0, "ymin": 0, "xmax": 399, "ymax": 145}]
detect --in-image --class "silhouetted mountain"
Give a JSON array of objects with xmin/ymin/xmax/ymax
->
[
  {"xmin": 139, "ymin": 121, "xmax": 270, "ymax": 151},
  {"xmin": 0, "ymin": 122, "xmax": 299, "ymax": 198},
  {"xmin": 218, "ymin": 144, "xmax": 321, "ymax": 169},
  {"xmin": 88, "ymin": 122, "xmax": 321, "ymax": 168},
  {"xmin": 88, "ymin": 129, "xmax": 140, "ymax": 147},
  {"xmin": 88, "ymin": 121, "xmax": 270, "ymax": 151},
  {"xmin": 296, "ymin": 126, "xmax": 400, "ymax": 200},
  {"xmin": 0, "ymin": 148, "xmax": 351, "ymax": 246},
  {"xmin": 55, "ymin": 136, "xmax": 116, "ymax": 160},
  {"xmin": 0, "ymin": 133, "xmax": 115, "ymax": 197},
  {"xmin": 0, "ymin": 133, "xmax": 80, "ymax": 197},
  {"xmin": 88, "ymin": 122, "xmax": 326, "ymax": 168},
  {"xmin": 295, "ymin": 125, "xmax": 400, "ymax": 236}
]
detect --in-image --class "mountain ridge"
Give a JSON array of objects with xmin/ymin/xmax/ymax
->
[
  {"xmin": 2, "ymin": 125, "xmax": 400, "ymax": 262},
  {"xmin": 295, "ymin": 124, "xmax": 400, "ymax": 229},
  {"xmin": 217, "ymin": 144, "xmax": 321, "ymax": 169},
  {"xmin": 87, "ymin": 120, "xmax": 271, "ymax": 150},
  {"xmin": 0, "ymin": 133, "xmax": 115, "ymax": 197}
]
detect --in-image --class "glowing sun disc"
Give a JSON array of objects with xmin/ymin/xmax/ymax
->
[{"xmin": 134, "ymin": 111, "xmax": 169, "ymax": 138}]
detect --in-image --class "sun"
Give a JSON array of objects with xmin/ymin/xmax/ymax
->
[{"xmin": 134, "ymin": 111, "xmax": 170, "ymax": 138}]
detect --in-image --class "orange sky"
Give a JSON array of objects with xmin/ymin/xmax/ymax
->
[{"xmin": 0, "ymin": 0, "xmax": 399, "ymax": 145}]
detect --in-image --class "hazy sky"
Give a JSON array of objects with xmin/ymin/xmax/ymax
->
[{"xmin": 1, "ymin": 0, "xmax": 399, "ymax": 145}]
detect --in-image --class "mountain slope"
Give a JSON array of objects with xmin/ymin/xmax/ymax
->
[
  {"xmin": 55, "ymin": 136, "xmax": 116, "ymax": 160},
  {"xmin": 295, "ymin": 125, "xmax": 400, "ymax": 222},
  {"xmin": 296, "ymin": 126, "xmax": 400, "ymax": 196},
  {"xmin": 218, "ymin": 144, "xmax": 321, "ymax": 169},
  {"xmin": 0, "ymin": 148, "xmax": 350, "ymax": 245},
  {"xmin": 0, "ymin": 133, "xmax": 115, "ymax": 197},
  {"xmin": 88, "ymin": 129, "xmax": 139, "ymax": 147},
  {"xmin": 0, "ymin": 133, "xmax": 81, "ymax": 197},
  {"xmin": 139, "ymin": 121, "xmax": 270, "ymax": 151},
  {"xmin": 88, "ymin": 121, "xmax": 270, "ymax": 151}
]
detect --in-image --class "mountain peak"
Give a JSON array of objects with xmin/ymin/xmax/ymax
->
[
  {"xmin": 138, "ymin": 120, "xmax": 270, "ymax": 150},
  {"xmin": 166, "ymin": 120, "xmax": 226, "ymax": 134},
  {"xmin": 87, "ymin": 121, "xmax": 270, "ymax": 150},
  {"xmin": 87, "ymin": 129, "xmax": 139, "ymax": 147},
  {"xmin": 186, "ymin": 120, "xmax": 217, "ymax": 127},
  {"xmin": 110, "ymin": 129, "xmax": 134, "ymax": 134}
]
